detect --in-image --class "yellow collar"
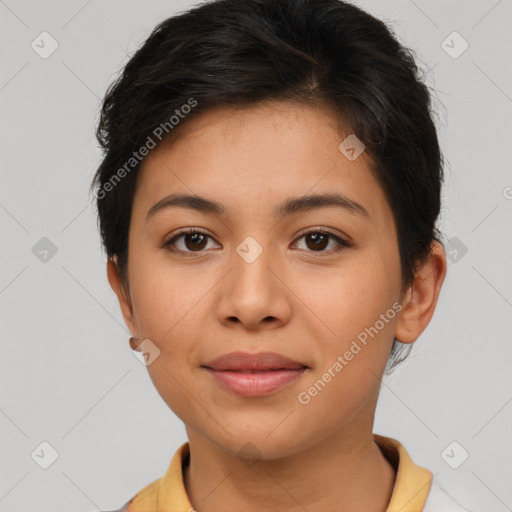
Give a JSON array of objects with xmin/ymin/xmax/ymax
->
[{"xmin": 125, "ymin": 434, "xmax": 432, "ymax": 512}]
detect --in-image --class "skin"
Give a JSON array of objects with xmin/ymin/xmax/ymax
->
[{"xmin": 107, "ymin": 100, "xmax": 447, "ymax": 512}]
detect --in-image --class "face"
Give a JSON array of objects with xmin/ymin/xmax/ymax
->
[{"xmin": 111, "ymin": 101, "xmax": 408, "ymax": 459}]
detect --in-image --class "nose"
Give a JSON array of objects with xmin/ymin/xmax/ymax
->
[{"xmin": 215, "ymin": 241, "xmax": 292, "ymax": 332}]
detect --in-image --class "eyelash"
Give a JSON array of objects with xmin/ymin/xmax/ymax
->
[{"xmin": 161, "ymin": 227, "xmax": 351, "ymax": 257}]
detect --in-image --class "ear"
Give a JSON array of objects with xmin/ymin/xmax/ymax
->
[
  {"xmin": 394, "ymin": 241, "xmax": 447, "ymax": 344},
  {"xmin": 107, "ymin": 256, "xmax": 136, "ymax": 335}
]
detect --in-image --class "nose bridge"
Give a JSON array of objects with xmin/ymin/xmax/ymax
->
[
  {"xmin": 235, "ymin": 234, "xmax": 267, "ymax": 266},
  {"xmin": 232, "ymin": 233, "xmax": 276, "ymax": 295},
  {"xmin": 216, "ymin": 233, "xmax": 290, "ymax": 329}
]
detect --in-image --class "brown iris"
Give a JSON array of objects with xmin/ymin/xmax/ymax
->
[
  {"xmin": 183, "ymin": 233, "xmax": 208, "ymax": 251},
  {"xmin": 304, "ymin": 233, "xmax": 329, "ymax": 251}
]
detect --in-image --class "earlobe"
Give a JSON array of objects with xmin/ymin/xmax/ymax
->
[
  {"xmin": 106, "ymin": 256, "xmax": 136, "ymax": 334},
  {"xmin": 394, "ymin": 241, "xmax": 447, "ymax": 344}
]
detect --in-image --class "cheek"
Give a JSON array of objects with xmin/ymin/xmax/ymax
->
[
  {"xmin": 295, "ymin": 268, "xmax": 398, "ymax": 430},
  {"xmin": 126, "ymin": 251, "xmax": 213, "ymax": 399},
  {"xmin": 300, "ymin": 251, "xmax": 400, "ymax": 389},
  {"xmin": 128, "ymin": 241, "xmax": 214, "ymax": 339},
  {"xmin": 300, "ymin": 251, "xmax": 400, "ymax": 339}
]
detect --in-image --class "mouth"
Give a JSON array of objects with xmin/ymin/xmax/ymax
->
[{"xmin": 202, "ymin": 351, "xmax": 309, "ymax": 397}]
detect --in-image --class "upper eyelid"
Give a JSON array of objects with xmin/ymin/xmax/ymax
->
[{"xmin": 295, "ymin": 226, "xmax": 348, "ymax": 240}]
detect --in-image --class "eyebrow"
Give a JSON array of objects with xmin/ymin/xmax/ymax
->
[{"xmin": 146, "ymin": 192, "xmax": 370, "ymax": 221}]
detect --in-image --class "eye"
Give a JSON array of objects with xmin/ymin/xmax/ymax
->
[
  {"xmin": 162, "ymin": 227, "xmax": 350, "ymax": 256},
  {"xmin": 293, "ymin": 228, "xmax": 350, "ymax": 255},
  {"xmin": 162, "ymin": 228, "xmax": 220, "ymax": 255}
]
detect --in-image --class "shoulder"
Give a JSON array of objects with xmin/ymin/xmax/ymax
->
[
  {"xmin": 423, "ymin": 478, "xmax": 478, "ymax": 512},
  {"xmin": 94, "ymin": 442, "xmax": 191, "ymax": 512}
]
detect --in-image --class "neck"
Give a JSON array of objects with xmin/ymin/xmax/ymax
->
[{"xmin": 183, "ymin": 427, "xmax": 397, "ymax": 512}]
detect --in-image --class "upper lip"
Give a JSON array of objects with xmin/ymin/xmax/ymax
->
[{"xmin": 203, "ymin": 351, "xmax": 308, "ymax": 371}]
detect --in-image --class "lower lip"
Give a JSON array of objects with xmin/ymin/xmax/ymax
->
[{"xmin": 205, "ymin": 368, "xmax": 306, "ymax": 397}]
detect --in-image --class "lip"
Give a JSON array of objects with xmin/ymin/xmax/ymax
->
[
  {"xmin": 202, "ymin": 351, "xmax": 308, "ymax": 397},
  {"xmin": 203, "ymin": 351, "xmax": 307, "ymax": 371}
]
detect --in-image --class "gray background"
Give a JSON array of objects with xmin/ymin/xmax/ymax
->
[{"xmin": 1, "ymin": 1, "xmax": 511, "ymax": 511}]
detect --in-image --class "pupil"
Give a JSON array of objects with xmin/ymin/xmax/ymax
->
[
  {"xmin": 186, "ymin": 233, "xmax": 206, "ymax": 250},
  {"xmin": 307, "ymin": 233, "xmax": 327, "ymax": 251}
]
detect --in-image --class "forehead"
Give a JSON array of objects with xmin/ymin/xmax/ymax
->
[{"xmin": 133, "ymin": 101, "xmax": 392, "ymax": 227}]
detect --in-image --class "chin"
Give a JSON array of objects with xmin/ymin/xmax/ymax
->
[{"xmin": 200, "ymin": 422, "xmax": 313, "ymax": 462}]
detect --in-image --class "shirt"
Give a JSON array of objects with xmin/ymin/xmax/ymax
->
[{"xmin": 105, "ymin": 434, "xmax": 474, "ymax": 512}]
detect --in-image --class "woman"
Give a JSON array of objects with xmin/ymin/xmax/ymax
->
[{"xmin": 91, "ymin": 0, "xmax": 473, "ymax": 510}]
